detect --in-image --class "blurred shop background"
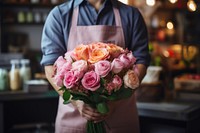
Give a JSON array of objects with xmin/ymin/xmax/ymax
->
[{"xmin": 0, "ymin": 0, "xmax": 200, "ymax": 133}]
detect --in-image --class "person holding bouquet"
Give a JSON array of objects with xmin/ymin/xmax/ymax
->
[{"xmin": 40, "ymin": 0, "xmax": 150, "ymax": 133}]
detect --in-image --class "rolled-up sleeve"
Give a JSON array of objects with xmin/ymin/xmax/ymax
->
[
  {"xmin": 130, "ymin": 8, "xmax": 151, "ymax": 67},
  {"xmin": 40, "ymin": 7, "xmax": 66, "ymax": 66}
]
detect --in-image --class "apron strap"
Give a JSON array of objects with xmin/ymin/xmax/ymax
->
[
  {"xmin": 111, "ymin": 0, "xmax": 122, "ymax": 27},
  {"xmin": 71, "ymin": 1, "xmax": 122, "ymax": 28}
]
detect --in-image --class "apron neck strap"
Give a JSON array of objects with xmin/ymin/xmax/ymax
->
[{"xmin": 71, "ymin": 1, "xmax": 122, "ymax": 28}]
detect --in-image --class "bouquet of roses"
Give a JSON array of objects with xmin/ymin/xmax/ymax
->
[{"xmin": 53, "ymin": 42, "xmax": 139, "ymax": 133}]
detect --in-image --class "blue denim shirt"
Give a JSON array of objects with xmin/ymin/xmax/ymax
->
[{"xmin": 41, "ymin": 0, "xmax": 150, "ymax": 66}]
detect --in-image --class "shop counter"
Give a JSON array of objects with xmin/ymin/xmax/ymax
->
[
  {"xmin": 137, "ymin": 102, "xmax": 200, "ymax": 133},
  {"xmin": 0, "ymin": 90, "xmax": 59, "ymax": 133}
]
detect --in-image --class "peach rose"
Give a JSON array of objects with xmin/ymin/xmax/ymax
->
[
  {"xmin": 123, "ymin": 70, "xmax": 139, "ymax": 90},
  {"xmin": 107, "ymin": 44, "xmax": 124, "ymax": 58},
  {"xmin": 107, "ymin": 43, "xmax": 124, "ymax": 51},
  {"xmin": 71, "ymin": 44, "xmax": 89, "ymax": 61},
  {"xmin": 88, "ymin": 48, "xmax": 110, "ymax": 64},
  {"xmin": 89, "ymin": 42, "xmax": 108, "ymax": 50}
]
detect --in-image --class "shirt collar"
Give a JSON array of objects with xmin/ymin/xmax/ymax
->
[
  {"xmin": 73, "ymin": 0, "xmax": 84, "ymax": 7},
  {"xmin": 74, "ymin": 0, "xmax": 114, "ymax": 7}
]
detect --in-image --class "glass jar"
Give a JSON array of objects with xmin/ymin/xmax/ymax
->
[
  {"xmin": 31, "ymin": 0, "xmax": 39, "ymax": 4},
  {"xmin": 0, "ymin": 68, "xmax": 9, "ymax": 91},
  {"xmin": 26, "ymin": 11, "xmax": 33, "ymax": 23},
  {"xmin": 51, "ymin": 0, "xmax": 59, "ymax": 4},
  {"xmin": 20, "ymin": 59, "xmax": 31, "ymax": 86},
  {"xmin": 18, "ymin": 11, "xmax": 25, "ymax": 23},
  {"xmin": 9, "ymin": 59, "xmax": 21, "ymax": 91},
  {"xmin": 34, "ymin": 12, "xmax": 42, "ymax": 23}
]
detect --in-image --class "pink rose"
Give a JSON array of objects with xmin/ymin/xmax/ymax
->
[
  {"xmin": 81, "ymin": 71, "xmax": 100, "ymax": 91},
  {"xmin": 127, "ymin": 52, "xmax": 136, "ymax": 66},
  {"xmin": 105, "ymin": 82, "xmax": 115, "ymax": 95},
  {"xmin": 64, "ymin": 51, "xmax": 73, "ymax": 63},
  {"xmin": 59, "ymin": 62, "xmax": 72, "ymax": 76},
  {"xmin": 63, "ymin": 71, "xmax": 79, "ymax": 88},
  {"xmin": 133, "ymin": 65, "xmax": 140, "ymax": 76},
  {"xmin": 72, "ymin": 60, "xmax": 88, "ymax": 73},
  {"xmin": 73, "ymin": 70, "xmax": 84, "ymax": 80},
  {"xmin": 123, "ymin": 70, "xmax": 139, "ymax": 90},
  {"xmin": 54, "ymin": 56, "xmax": 67, "ymax": 72},
  {"xmin": 54, "ymin": 74, "xmax": 64, "ymax": 87},
  {"xmin": 105, "ymin": 75, "xmax": 122, "ymax": 94},
  {"xmin": 111, "ymin": 58, "xmax": 124, "ymax": 74},
  {"xmin": 112, "ymin": 75, "xmax": 122, "ymax": 90},
  {"xmin": 95, "ymin": 60, "xmax": 111, "ymax": 77},
  {"xmin": 119, "ymin": 54, "xmax": 131, "ymax": 68},
  {"xmin": 54, "ymin": 56, "xmax": 66, "ymax": 66}
]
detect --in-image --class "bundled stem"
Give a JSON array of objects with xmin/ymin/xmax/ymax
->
[{"xmin": 87, "ymin": 121, "xmax": 106, "ymax": 133}]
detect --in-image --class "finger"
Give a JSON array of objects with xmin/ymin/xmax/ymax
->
[
  {"xmin": 84, "ymin": 114, "xmax": 106, "ymax": 122},
  {"xmin": 81, "ymin": 104, "xmax": 108, "ymax": 121},
  {"xmin": 82, "ymin": 109, "xmax": 107, "ymax": 121},
  {"xmin": 82, "ymin": 104, "xmax": 102, "ymax": 115},
  {"xmin": 83, "ymin": 104, "xmax": 99, "ymax": 113},
  {"xmin": 93, "ymin": 116, "xmax": 107, "ymax": 123},
  {"xmin": 82, "ymin": 108, "xmax": 103, "ymax": 118},
  {"xmin": 82, "ymin": 113, "xmax": 100, "ymax": 121}
]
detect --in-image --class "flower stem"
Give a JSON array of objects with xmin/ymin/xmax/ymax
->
[{"xmin": 86, "ymin": 121, "xmax": 106, "ymax": 133}]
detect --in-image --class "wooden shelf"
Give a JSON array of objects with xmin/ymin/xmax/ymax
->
[{"xmin": 2, "ymin": 22, "xmax": 45, "ymax": 25}]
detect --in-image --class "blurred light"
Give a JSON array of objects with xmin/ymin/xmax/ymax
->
[
  {"xmin": 169, "ymin": 0, "xmax": 178, "ymax": 4},
  {"xmin": 187, "ymin": 0, "xmax": 197, "ymax": 12},
  {"xmin": 166, "ymin": 21, "xmax": 174, "ymax": 30},
  {"xmin": 146, "ymin": 0, "xmax": 156, "ymax": 6},
  {"xmin": 163, "ymin": 50, "xmax": 170, "ymax": 57},
  {"xmin": 118, "ymin": 0, "xmax": 128, "ymax": 4},
  {"xmin": 160, "ymin": 20, "xmax": 166, "ymax": 27}
]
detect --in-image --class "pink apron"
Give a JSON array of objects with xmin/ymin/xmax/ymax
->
[{"xmin": 55, "ymin": 3, "xmax": 140, "ymax": 133}]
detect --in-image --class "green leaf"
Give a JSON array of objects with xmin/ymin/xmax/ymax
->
[
  {"xmin": 58, "ymin": 86, "xmax": 65, "ymax": 91},
  {"xmin": 63, "ymin": 90, "xmax": 71, "ymax": 101},
  {"xmin": 105, "ymin": 88, "xmax": 133, "ymax": 101},
  {"xmin": 71, "ymin": 96, "xmax": 90, "ymax": 104},
  {"xmin": 89, "ymin": 92, "xmax": 105, "ymax": 103},
  {"xmin": 70, "ymin": 92, "xmax": 91, "ymax": 104},
  {"xmin": 107, "ymin": 94, "xmax": 118, "ymax": 100},
  {"xmin": 96, "ymin": 102, "xmax": 109, "ymax": 114},
  {"xmin": 63, "ymin": 100, "xmax": 71, "ymax": 104},
  {"xmin": 71, "ymin": 91, "xmax": 88, "ymax": 97},
  {"xmin": 100, "ymin": 78, "xmax": 106, "ymax": 85},
  {"xmin": 96, "ymin": 86, "xmax": 104, "ymax": 93},
  {"xmin": 117, "ymin": 88, "xmax": 133, "ymax": 99}
]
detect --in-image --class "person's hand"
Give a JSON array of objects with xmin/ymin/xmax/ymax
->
[
  {"xmin": 72, "ymin": 100, "xmax": 122, "ymax": 122},
  {"xmin": 72, "ymin": 100, "xmax": 107, "ymax": 123}
]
